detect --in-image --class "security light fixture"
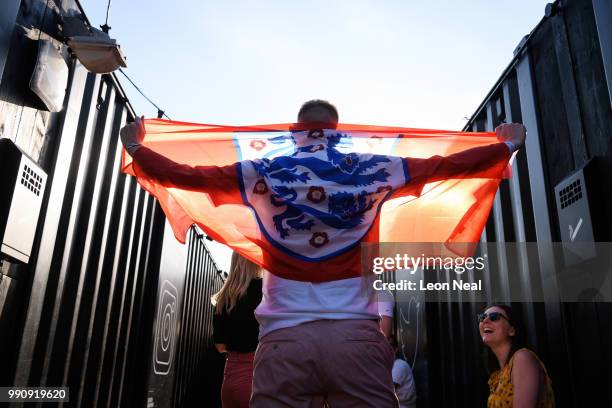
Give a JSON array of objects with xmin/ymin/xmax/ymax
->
[{"xmin": 62, "ymin": 16, "xmax": 127, "ymax": 74}]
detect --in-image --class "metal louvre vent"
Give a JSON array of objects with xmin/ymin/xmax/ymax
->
[
  {"xmin": 21, "ymin": 164, "xmax": 42, "ymax": 196},
  {"xmin": 559, "ymin": 179, "xmax": 583, "ymax": 209}
]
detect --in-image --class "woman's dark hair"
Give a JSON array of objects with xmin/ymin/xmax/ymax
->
[{"xmin": 481, "ymin": 304, "xmax": 527, "ymax": 374}]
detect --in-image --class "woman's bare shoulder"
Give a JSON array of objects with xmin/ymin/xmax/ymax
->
[{"xmin": 512, "ymin": 349, "xmax": 541, "ymax": 371}]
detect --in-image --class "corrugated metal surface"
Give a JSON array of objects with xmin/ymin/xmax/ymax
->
[
  {"xmin": 3, "ymin": 60, "xmax": 167, "ymax": 407},
  {"xmin": 172, "ymin": 228, "xmax": 224, "ymax": 408},
  {"xmin": 0, "ymin": 1, "xmax": 225, "ymax": 407},
  {"xmin": 417, "ymin": 0, "xmax": 612, "ymax": 407},
  {"xmin": 145, "ymin": 225, "xmax": 224, "ymax": 408}
]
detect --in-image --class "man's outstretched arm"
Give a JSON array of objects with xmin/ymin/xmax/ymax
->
[
  {"xmin": 120, "ymin": 117, "xmax": 241, "ymax": 202},
  {"xmin": 405, "ymin": 123, "xmax": 526, "ymax": 185}
]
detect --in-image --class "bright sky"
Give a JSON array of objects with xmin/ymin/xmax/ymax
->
[{"xmin": 82, "ymin": 0, "xmax": 550, "ymax": 270}]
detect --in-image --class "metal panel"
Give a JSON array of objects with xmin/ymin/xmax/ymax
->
[
  {"xmin": 551, "ymin": 8, "xmax": 589, "ymax": 167},
  {"xmin": 147, "ymin": 219, "xmax": 188, "ymax": 407},
  {"xmin": 92, "ymin": 174, "xmax": 133, "ymax": 407},
  {"xmin": 145, "ymin": 224, "xmax": 223, "ymax": 408},
  {"xmin": 516, "ymin": 54, "xmax": 560, "ymax": 294},
  {"xmin": 485, "ymin": 101, "xmax": 511, "ymax": 302},
  {"xmin": 171, "ymin": 228, "xmax": 224, "ymax": 408},
  {"xmin": 13, "ymin": 62, "xmax": 92, "ymax": 387},
  {"xmin": 79, "ymin": 106, "xmax": 128, "ymax": 406},
  {"xmin": 0, "ymin": 0, "xmax": 21, "ymax": 80},
  {"xmin": 591, "ymin": 0, "xmax": 612, "ymax": 105},
  {"xmin": 39, "ymin": 71, "xmax": 104, "ymax": 388},
  {"xmin": 96, "ymin": 176, "xmax": 142, "ymax": 408},
  {"xmin": 5, "ymin": 65, "xmax": 166, "ymax": 408},
  {"xmin": 501, "ymin": 77, "xmax": 542, "ymax": 348},
  {"xmin": 0, "ymin": 271, "xmax": 20, "ymax": 385},
  {"xmin": 62, "ymin": 81, "xmax": 118, "ymax": 392},
  {"xmin": 516, "ymin": 51, "xmax": 577, "ymax": 405}
]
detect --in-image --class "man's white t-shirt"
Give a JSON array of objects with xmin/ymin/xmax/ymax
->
[{"xmin": 255, "ymin": 270, "xmax": 380, "ymax": 339}]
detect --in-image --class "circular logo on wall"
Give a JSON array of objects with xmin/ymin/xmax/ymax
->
[{"xmin": 154, "ymin": 280, "xmax": 179, "ymax": 375}]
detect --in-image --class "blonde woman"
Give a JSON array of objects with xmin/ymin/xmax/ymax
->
[{"xmin": 213, "ymin": 252, "xmax": 262, "ymax": 408}]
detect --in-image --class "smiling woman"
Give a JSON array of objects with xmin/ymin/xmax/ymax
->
[{"xmin": 479, "ymin": 305, "xmax": 555, "ymax": 408}]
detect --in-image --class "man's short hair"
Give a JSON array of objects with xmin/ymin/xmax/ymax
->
[{"xmin": 297, "ymin": 99, "xmax": 339, "ymax": 123}]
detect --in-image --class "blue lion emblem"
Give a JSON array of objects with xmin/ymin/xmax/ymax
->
[
  {"xmin": 253, "ymin": 133, "xmax": 392, "ymax": 187},
  {"xmin": 246, "ymin": 132, "xmax": 391, "ymax": 239},
  {"xmin": 270, "ymin": 186, "xmax": 377, "ymax": 239}
]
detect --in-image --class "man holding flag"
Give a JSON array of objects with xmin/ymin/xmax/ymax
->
[{"xmin": 121, "ymin": 100, "xmax": 525, "ymax": 407}]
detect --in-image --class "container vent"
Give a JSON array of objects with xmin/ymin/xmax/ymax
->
[
  {"xmin": 21, "ymin": 164, "xmax": 42, "ymax": 196},
  {"xmin": 559, "ymin": 179, "xmax": 583, "ymax": 209}
]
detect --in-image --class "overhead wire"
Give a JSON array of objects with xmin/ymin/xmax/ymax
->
[
  {"xmin": 101, "ymin": 0, "xmax": 170, "ymax": 119},
  {"xmin": 118, "ymin": 69, "xmax": 170, "ymax": 120},
  {"xmin": 104, "ymin": 0, "xmax": 112, "ymax": 28}
]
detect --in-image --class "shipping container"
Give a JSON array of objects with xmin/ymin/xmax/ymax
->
[
  {"xmin": 0, "ymin": 1, "xmax": 224, "ymax": 407},
  {"xmin": 395, "ymin": 1, "xmax": 612, "ymax": 407}
]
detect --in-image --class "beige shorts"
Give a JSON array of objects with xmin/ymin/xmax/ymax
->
[{"xmin": 251, "ymin": 319, "xmax": 398, "ymax": 408}]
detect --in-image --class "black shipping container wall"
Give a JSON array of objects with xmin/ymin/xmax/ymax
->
[
  {"xmin": 0, "ymin": 1, "xmax": 225, "ymax": 407},
  {"xmin": 146, "ymin": 221, "xmax": 189, "ymax": 408},
  {"xmin": 171, "ymin": 228, "xmax": 225, "ymax": 408},
  {"xmin": 0, "ymin": 0, "xmax": 21, "ymax": 79},
  {"xmin": 146, "ymin": 225, "xmax": 224, "ymax": 408},
  {"xmin": 412, "ymin": 0, "xmax": 612, "ymax": 407},
  {"xmin": 393, "ymin": 272, "xmax": 429, "ymax": 408}
]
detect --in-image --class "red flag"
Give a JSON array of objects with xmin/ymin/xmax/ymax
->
[{"xmin": 122, "ymin": 119, "xmax": 511, "ymax": 282}]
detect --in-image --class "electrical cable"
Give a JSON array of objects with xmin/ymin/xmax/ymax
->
[
  {"xmin": 101, "ymin": 0, "xmax": 169, "ymax": 119},
  {"xmin": 118, "ymin": 68, "xmax": 171, "ymax": 119},
  {"xmin": 104, "ymin": 0, "xmax": 112, "ymax": 28},
  {"xmin": 100, "ymin": 0, "xmax": 112, "ymax": 33}
]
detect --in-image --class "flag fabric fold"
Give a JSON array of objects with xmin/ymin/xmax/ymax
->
[{"xmin": 122, "ymin": 119, "xmax": 511, "ymax": 282}]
